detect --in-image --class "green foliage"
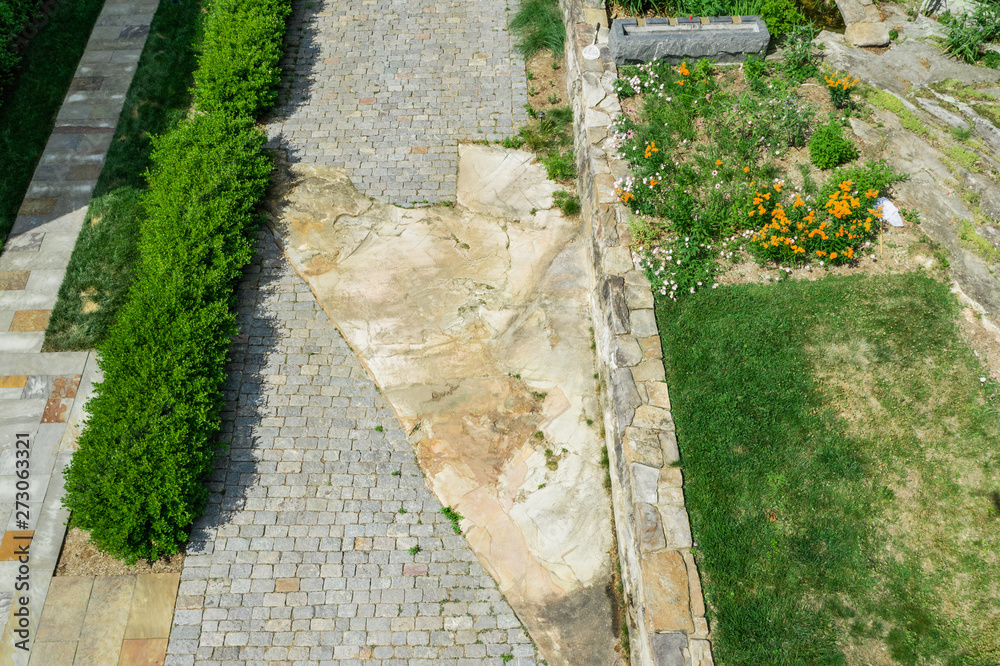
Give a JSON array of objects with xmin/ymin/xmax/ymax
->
[
  {"xmin": 45, "ymin": 0, "xmax": 203, "ymax": 350},
  {"xmin": 501, "ymin": 134, "xmax": 525, "ymax": 149},
  {"xmin": 62, "ymin": 113, "xmax": 273, "ymax": 563},
  {"xmin": 742, "ymin": 54, "xmax": 769, "ymax": 94},
  {"xmin": 62, "ymin": 0, "xmax": 290, "ymax": 563},
  {"xmin": 0, "ymin": 0, "xmax": 36, "ymax": 91},
  {"xmin": 760, "ymin": 0, "xmax": 807, "ymax": 40},
  {"xmin": 657, "ymin": 273, "xmax": 1000, "ymax": 664},
  {"xmin": 192, "ymin": 0, "xmax": 290, "ymax": 117},
  {"xmin": 809, "ymin": 122, "xmax": 856, "ymax": 169},
  {"xmin": 781, "ymin": 25, "xmax": 818, "ymax": 83},
  {"xmin": 888, "ymin": 28, "xmax": 898, "ymax": 40},
  {"xmin": 0, "ymin": 0, "xmax": 104, "ymax": 244},
  {"xmin": 440, "ymin": 506, "xmax": 464, "ymax": 534},
  {"xmin": 553, "ymin": 189, "xmax": 580, "ymax": 216},
  {"xmin": 508, "ymin": 0, "xmax": 564, "ymax": 60},
  {"xmin": 514, "ymin": 105, "xmax": 575, "ymax": 181},
  {"xmin": 615, "ymin": 58, "xmax": 817, "ymax": 298},
  {"xmin": 944, "ymin": 16, "xmax": 985, "ymax": 64}
]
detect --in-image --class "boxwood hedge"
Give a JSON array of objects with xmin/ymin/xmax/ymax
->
[
  {"xmin": 192, "ymin": 0, "xmax": 290, "ymax": 118},
  {"xmin": 62, "ymin": 0, "xmax": 290, "ymax": 562}
]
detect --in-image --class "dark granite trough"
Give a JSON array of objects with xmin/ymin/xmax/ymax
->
[{"xmin": 609, "ymin": 16, "xmax": 770, "ymax": 65}]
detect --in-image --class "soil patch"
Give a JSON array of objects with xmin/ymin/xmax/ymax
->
[{"xmin": 55, "ymin": 527, "xmax": 184, "ymax": 576}]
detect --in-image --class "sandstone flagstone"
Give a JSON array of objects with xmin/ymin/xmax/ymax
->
[{"xmin": 261, "ymin": 146, "xmax": 618, "ymax": 664}]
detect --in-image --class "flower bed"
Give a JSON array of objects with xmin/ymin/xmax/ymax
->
[{"xmin": 612, "ymin": 53, "xmax": 905, "ymax": 300}]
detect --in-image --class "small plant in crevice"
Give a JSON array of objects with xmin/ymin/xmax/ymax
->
[
  {"xmin": 554, "ymin": 189, "xmax": 580, "ymax": 216},
  {"xmin": 409, "ymin": 545, "xmax": 420, "ymax": 556},
  {"xmin": 440, "ymin": 506, "xmax": 464, "ymax": 534}
]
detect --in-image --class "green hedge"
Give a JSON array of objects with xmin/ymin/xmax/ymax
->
[
  {"xmin": 63, "ymin": 113, "xmax": 271, "ymax": 561},
  {"xmin": 62, "ymin": 0, "xmax": 289, "ymax": 563},
  {"xmin": 192, "ymin": 0, "xmax": 290, "ymax": 118},
  {"xmin": 0, "ymin": 0, "xmax": 38, "ymax": 90}
]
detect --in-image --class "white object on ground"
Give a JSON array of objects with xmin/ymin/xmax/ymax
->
[{"xmin": 876, "ymin": 197, "xmax": 905, "ymax": 227}]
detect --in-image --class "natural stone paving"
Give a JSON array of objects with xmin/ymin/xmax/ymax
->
[
  {"xmin": 0, "ymin": 0, "xmax": 155, "ymax": 661},
  {"xmin": 165, "ymin": 231, "xmax": 540, "ymax": 665},
  {"xmin": 268, "ymin": 0, "xmax": 529, "ymax": 205}
]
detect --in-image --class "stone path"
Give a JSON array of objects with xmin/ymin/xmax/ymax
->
[
  {"xmin": 29, "ymin": 573, "xmax": 179, "ymax": 665},
  {"xmin": 268, "ymin": 0, "xmax": 529, "ymax": 205},
  {"xmin": 164, "ymin": 231, "xmax": 541, "ymax": 665},
  {"xmin": 0, "ymin": 0, "xmax": 156, "ymax": 662}
]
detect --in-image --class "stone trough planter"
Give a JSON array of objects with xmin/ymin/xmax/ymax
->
[{"xmin": 609, "ymin": 16, "xmax": 770, "ymax": 65}]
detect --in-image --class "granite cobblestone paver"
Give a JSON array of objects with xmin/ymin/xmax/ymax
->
[
  {"xmin": 165, "ymin": 232, "xmax": 540, "ymax": 665},
  {"xmin": 268, "ymin": 0, "xmax": 529, "ymax": 205}
]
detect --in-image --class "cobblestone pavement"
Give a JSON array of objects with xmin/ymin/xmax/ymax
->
[
  {"xmin": 165, "ymin": 231, "xmax": 541, "ymax": 665},
  {"xmin": 267, "ymin": 0, "xmax": 529, "ymax": 205}
]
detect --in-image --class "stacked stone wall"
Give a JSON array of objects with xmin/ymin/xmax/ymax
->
[{"xmin": 557, "ymin": 10, "xmax": 716, "ymax": 666}]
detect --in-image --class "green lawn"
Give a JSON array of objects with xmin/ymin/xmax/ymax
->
[
  {"xmin": 657, "ymin": 272, "xmax": 1000, "ymax": 665},
  {"xmin": 0, "ymin": 0, "xmax": 105, "ymax": 245},
  {"xmin": 43, "ymin": 0, "xmax": 202, "ymax": 351}
]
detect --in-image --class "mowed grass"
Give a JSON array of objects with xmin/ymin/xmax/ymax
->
[
  {"xmin": 657, "ymin": 272, "xmax": 1000, "ymax": 665},
  {"xmin": 0, "ymin": 0, "xmax": 105, "ymax": 245},
  {"xmin": 43, "ymin": 0, "xmax": 202, "ymax": 351}
]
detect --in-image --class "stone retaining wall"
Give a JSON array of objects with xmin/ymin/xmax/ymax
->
[{"xmin": 558, "ymin": 11, "xmax": 715, "ymax": 666}]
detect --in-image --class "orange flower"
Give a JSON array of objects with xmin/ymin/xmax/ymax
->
[
  {"xmin": 716, "ymin": 160, "xmax": 722, "ymax": 166},
  {"xmin": 678, "ymin": 79, "xmax": 685, "ymax": 86},
  {"xmin": 831, "ymin": 252, "xmax": 838, "ymax": 259},
  {"xmin": 679, "ymin": 61, "xmax": 690, "ymax": 76},
  {"xmin": 743, "ymin": 166, "xmax": 750, "ymax": 173},
  {"xmin": 649, "ymin": 178, "xmax": 658, "ymax": 187},
  {"xmin": 840, "ymin": 180, "xmax": 853, "ymax": 192},
  {"xmin": 866, "ymin": 189, "xmax": 878, "ymax": 198}
]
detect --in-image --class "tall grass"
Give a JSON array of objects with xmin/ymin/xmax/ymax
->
[{"xmin": 509, "ymin": 0, "xmax": 565, "ymax": 59}]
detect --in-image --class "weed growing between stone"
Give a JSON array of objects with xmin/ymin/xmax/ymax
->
[
  {"xmin": 613, "ymin": 57, "xmax": 905, "ymax": 300},
  {"xmin": 658, "ymin": 272, "xmax": 1000, "ymax": 664}
]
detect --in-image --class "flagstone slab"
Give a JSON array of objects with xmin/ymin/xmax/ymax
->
[
  {"xmin": 74, "ymin": 576, "xmax": 135, "ymax": 666},
  {"xmin": 34, "ymin": 576, "xmax": 93, "ymax": 642},
  {"xmin": 124, "ymin": 574, "xmax": 179, "ymax": 640},
  {"xmin": 264, "ymin": 147, "xmax": 617, "ymax": 664}
]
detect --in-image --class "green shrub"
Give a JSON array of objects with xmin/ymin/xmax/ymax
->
[
  {"xmin": 760, "ymin": 0, "xmax": 807, "ymax": 40},
  {"xmin": 62, "ymin": 113, "xmax": 273, "ymax": 563},
  {"xmin": 192, "ymin": 0, "xmax": 291, "ymax": 117},
  {"xmin": 62, "ymin": 0, "xmax": 290, "ymax": 563},
  {"xmin": 809, "ymin": 122, "xmax": 856, "ymax": 169}
]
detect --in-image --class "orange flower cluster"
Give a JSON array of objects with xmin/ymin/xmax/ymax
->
[
  {"xmin": 644, "ymin": 141, "xmax": 658, "ymax": 159},
  {"xmin": 748, "ymin": 180, "xmax": 882, "ymax": 266},
  {"xmin": 825, "ymin": 73, "xmax": 859, "ymax": 91}
]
